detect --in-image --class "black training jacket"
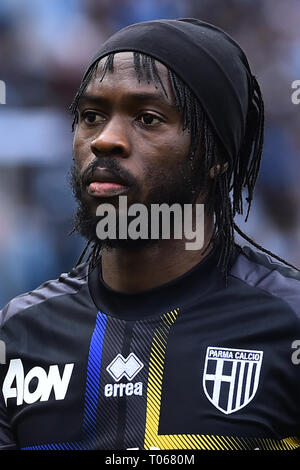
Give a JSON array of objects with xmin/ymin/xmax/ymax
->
[{"xmin": 0, "ymin": 243, "xmax": 300, "ymax": 450}]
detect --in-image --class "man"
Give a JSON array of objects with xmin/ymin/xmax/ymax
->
[{"xmin": 1, "ymin": 19, "xmax": 300, "ymax": 451}]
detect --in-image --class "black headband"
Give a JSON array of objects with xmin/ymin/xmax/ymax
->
[{"xmin": 82, "ymin": 18, "xmax": 259, "ymax": 162}]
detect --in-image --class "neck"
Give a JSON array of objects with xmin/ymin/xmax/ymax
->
[{"xmin": 101, "ymin": 212, "xmax": 215, "ymax": 293}]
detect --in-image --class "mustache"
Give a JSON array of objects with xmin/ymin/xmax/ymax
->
[{"xmin": 80, "ymin": 158, "xmax": 138, "ymax": 189}]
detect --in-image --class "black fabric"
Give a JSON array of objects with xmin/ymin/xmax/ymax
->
[
  {"xmin": 88, "ymin": 239, "xmax": 229, "ymax": 320},
  {"xmin": 1, "ymin": 244, "xmax": 300, "ymax": 450},
  {"xmin": 83, "ymin": 18, "xmax": 255, "ymax": 161}
]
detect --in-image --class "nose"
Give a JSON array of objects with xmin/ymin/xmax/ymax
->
[{"xmin": 90, "ymin": 116, "xmax": 131, "ymax": 158}]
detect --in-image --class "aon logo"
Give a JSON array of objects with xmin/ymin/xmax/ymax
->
[{"xmin": 2, "ymin": 359, "xmax": 74, "ymax": 406}]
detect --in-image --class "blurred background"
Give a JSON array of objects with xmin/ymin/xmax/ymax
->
[{"xmin": 0, "ymin": 0, "xmax": 300, "ymax": 308}]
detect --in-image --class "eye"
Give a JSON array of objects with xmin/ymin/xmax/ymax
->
[
  {"xmin": 138, "ymin": 113, "xmax": 162, "ymax": 126},
  {"xmin": 81, "ymin": 111, "xmax": 104, "ymax": 125}
]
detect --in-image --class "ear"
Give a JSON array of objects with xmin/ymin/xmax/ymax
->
[{"xmin": 209, "ymin": 162, "xmax": 229, "ymax": 179}]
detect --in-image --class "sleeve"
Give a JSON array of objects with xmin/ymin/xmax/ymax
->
[
  {"xmin": 0, "ymin": 309, "xmax": 17, "ymax": 450},
  {"xmin": 0, "ymin": 398, "xmax": 17, "ymax": 450}
]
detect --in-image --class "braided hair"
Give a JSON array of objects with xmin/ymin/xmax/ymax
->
[{"xmin": 70, "ymin": 52, "xmax": 299, "ymax": 281}]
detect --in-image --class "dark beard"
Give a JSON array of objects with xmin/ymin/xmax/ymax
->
[{"xmin": 69, "ymin": 156, "xmax": 206, "ymax": 251}]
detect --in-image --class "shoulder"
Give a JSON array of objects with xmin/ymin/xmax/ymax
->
[
  {"xmin": 230, "ymin": 243, "xmax": 300, "ymax": 318},
  {"xmin": 0, "ymin": 263, "xmax": 89, "ymax": 328}
]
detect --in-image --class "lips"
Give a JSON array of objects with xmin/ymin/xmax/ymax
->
[{"xmin": 84, "ymin": 168, "xmax": 130, "ymax": 197}]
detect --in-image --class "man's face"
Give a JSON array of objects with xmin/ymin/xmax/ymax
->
[{"xmin": 71, "ymin": 52, "xmax": 205, "ymax": 246}]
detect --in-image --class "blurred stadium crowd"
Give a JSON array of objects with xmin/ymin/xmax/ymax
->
[{"xmin": 0, "ymin": 0, "xmax": 300, "ymax": 307}]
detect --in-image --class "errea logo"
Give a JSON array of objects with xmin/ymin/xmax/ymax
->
[
  {"xmin": 2, "ymin": 359, "xmax": 74, "ymax": 406},
  {"xmin": 104, "ymin": 353, "xmax": 143, "ymax": 398},
  {"xmin": 106, "ymin": 353, "xmax": 143, "ymax": 381}
]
